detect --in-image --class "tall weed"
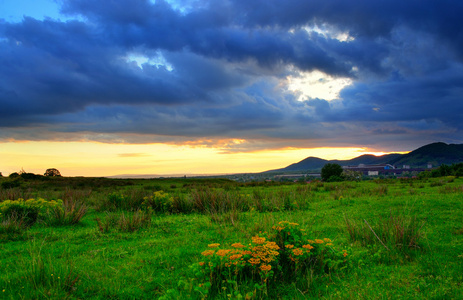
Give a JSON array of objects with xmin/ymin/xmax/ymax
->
[
  {"xmin": 95, "ymin": 210, "xmax": 152, "ymax": 233},
  {"xmin": 46, "ymin": 198, "xmax": 88, "ymax": 226},
  {"xmin": 345, "ymin": 212, "xmax": 425, "ymax": 258}
]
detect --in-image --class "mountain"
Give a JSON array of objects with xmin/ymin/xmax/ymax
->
[
  {"xmin": 388, "ymin": 142, "xmax": 463, "ymax": 167},
  {"xmin": 267, "ymin": 142, "xmax": 463, "ymax": 173}
]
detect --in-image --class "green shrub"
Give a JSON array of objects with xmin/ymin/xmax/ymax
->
[
  {"xmin": 0, "ymin": 198, "xmax": 62, "ymax": 226},
  {"xmin": 142, "ymin": 191, "xmax": 174, "ymax": 213},
  {"xmin": 106, "ymin": 190, "xmax": 147, "ymax": 211},
  {"xmin": 107, "ymin": 192, "xmax": 128, "ymax": 210},
  {"xmin": 1, "ymin": 178, "xmax": 22, "ymax": 189}
]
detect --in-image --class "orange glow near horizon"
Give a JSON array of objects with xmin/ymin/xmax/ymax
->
[{"xmin": 0, "ymin": 141, "xmax": 404, "ymax": 177}]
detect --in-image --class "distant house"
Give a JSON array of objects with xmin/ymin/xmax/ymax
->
[{"xmin": 343, "ymin": 164, "xmax": 426, "ymax": 176}]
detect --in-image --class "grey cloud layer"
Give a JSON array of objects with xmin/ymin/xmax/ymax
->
[{"xmin": 1, "ymin": 0, "xmax": 462, "ymax": 150}]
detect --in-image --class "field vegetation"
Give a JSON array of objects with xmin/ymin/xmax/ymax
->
[{"xmin": 0, "ymin": 173, "xmax": 462, "ymax": 299}]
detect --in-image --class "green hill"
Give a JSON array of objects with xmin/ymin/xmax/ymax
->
[{"xmin": 267, "ymin": 142, "xmax": 463, "ymax": 173}]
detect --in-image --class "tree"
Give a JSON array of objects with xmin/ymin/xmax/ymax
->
[
  {"xmin": 44, "ymin": 168, "xmax": 62, "ymax": 177},
  {"xmin": 321, "ymin": 163, "xmax": 343, "ymax": 181}
]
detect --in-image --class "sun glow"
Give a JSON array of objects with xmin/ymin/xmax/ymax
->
[{"xmin": 0, "ymin": 141, "xmax": 394, "ymax": 177}]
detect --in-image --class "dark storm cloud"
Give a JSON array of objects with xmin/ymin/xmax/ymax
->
[{"xmin": 1, "ymin": 0, "xmax": 463, "ymax": 151}]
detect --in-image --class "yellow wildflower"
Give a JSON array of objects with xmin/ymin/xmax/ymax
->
[
  {"xmin": 231, "ymin": 243, "xmax": 245, "ymax": 248},
  {"xmin": 307, "ymin": 239, "xmax": 315, "ymax": 243},
  {"xmin": 248, "ymin": 258, "xmax": 260, "ymax": 265},
  {"xmin": 252, "ymin": 236, "xmax": 266, "ymax": 244},
  {"xmin": 229, "ymin": 254, "xmax": 243, "ymax": 260},
  {"xmin": 285, "ymin": 244, "xmax": 294, "ymax": 249},
  {"xmin": 260, "ymin": 264, "xmax": 272, "ymax": 272},
  {"xmin": 201, "ymin": 250, "xmax": 215, "ymax": 256},
  {"xmin": 324, "ymin": 238, "xmax": 332, "ymax": 243},
  {"xmin": 208, "ymin": 243, "xmax": 220, "ymax": 248},
  {"xmin": 264, "ymin": 242, "xmax": 280, "ymax": 250},
  {"xmin": 326, "ymin": 243, "xmax": 333, "ymax": 246},
  {"xmin": 199, "ymin": 262, "xmax": 205, "ymax": 266},
  {"xmin": 292, "ymin": 248, "xmax": 304, "ymax": 256},
  {"xmin": 216, "ymin": 249, "xmax": 231, "ymax": 257},
  {"xmin": 315, "ymin": 239, "xmax": 324, "ymax": 244},
  {"xmin": 302, "ymin": 244, "xmax": 314, "ymax": 250}
]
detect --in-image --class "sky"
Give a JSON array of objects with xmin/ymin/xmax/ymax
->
[{"xmin": 0, "ymin": 0, "xmax": 462, "ymax": 177}]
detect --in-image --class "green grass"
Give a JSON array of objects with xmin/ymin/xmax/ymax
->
[{"xmin": 0, "ymin": 176, "xmax": 462, "ymax": 298}]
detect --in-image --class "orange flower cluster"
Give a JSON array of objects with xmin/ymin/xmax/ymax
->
[
  {"xmin": 201, "ymin": 250, "xmax": 215, "ymax": 256},
  {"xmin": 199, "ymin": 236, "xmax": 281, "ymax": 274},
  {"xmin": 272, "ymin": 226, "xmax": 285, "ymax": 231},
  {"xmin": 302, "ymin": 244, "xmax": 314, "ymax": 250},
  {"xmin": 248, "ymin": 258, "xmax": 260, "ymax": 265},
  {"xmin": 260, "ymin": 264, "xmax": 272, "ymax": 272},
  {"xmin": 251, "ymin": 236, "xmax": 266, "ymax": 244},
  {"xmin": 197, "ymin": 220, "xmax": 347, "ymax": 287},
  {"xmin": 292, "ymin": 248, "xmax": 304, "ymax": 256},
  {"xmin": 231, "ymin": 243, "xmax": 245, "ymax": 248},
  {"xmin": 229, "ymin": 254, "xmax": 243, "ymax": 260},
  {"xmin": 216, "ymin": 249, "xmax": 231, "ymax": 257},
  {"xmin": 272, "ymin": 221, "xmax": 300, "ymax": 232}
]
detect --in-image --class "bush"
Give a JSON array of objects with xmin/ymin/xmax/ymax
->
[
  {"xmin": 0, "ymin": 198, "xmax": 62, "ymax": 226},
  {"xmin": 142, "ymin": 191, "xmax": 174, "ymax": 213},
  {"xmin": 1, "ymin": 178, "xmax": 23, "ymax": 189},
  {"xmin": 1, "ymin": 203, "xmax": 39, "ymax": 226},
  {"xmin": 106, "ymin": 190, "xmax": 147, "ymax": 211}
]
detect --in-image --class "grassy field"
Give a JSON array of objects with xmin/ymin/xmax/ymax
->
[{"xmin": 0, "ymin": 176, "xmax": 462, "ymax": 299}]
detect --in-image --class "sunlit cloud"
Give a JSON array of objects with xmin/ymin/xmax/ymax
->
[{"xmin": 286, "ymin": 69, "xmax": 353, "ymax": 101}]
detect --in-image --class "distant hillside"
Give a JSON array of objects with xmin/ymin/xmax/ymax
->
[
  {"xmin": 267, "ymin": 142, "xmax": 463, "ymax": 173},
  {"xmin": 388, "ymin": 142, "xmax": 463, "ymax": 167}
]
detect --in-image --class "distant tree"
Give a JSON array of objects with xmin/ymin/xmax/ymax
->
[
  {"xmin": 20, "ymin": 172, "xmax": 42, "ymax": 180},
  {"xmin": 0, "ymin": 172, "xmax": 2, "ymax": 177},
  {"xmin": 321, "ymin": 163, "xmax": 343, "ymax": 181},
  {"xmin": 44, "ymin": 168, "xmax": 62, "ymax": 177},
  {"xmin": 9, "ymin": 172, "xmax": 19, "ymax": 178}
]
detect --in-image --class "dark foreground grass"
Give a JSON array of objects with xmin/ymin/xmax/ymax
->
[{"xmin": 0, "ymin": 177, "xmax": 462, "ymax": 299}]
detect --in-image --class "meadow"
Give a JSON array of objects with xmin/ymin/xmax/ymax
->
[{"xmin": 0, "ymin": 175, "xmax": 462, "ymax": 299}]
